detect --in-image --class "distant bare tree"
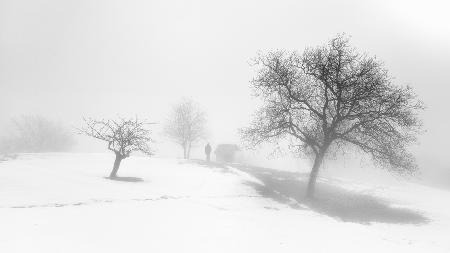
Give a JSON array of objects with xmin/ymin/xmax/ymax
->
[
  {"xmin": 164, "ymin": 98, "xmax": 207, "ymax": 159},
  {"xmin": 80, "ymin": 117, "xmax": 154, "ymax": 178},
  {"xmin": 0, "ymin": 115, "xmax": 74, "ymax": 153},
  {"xmin": 241, "ymin": 35, "xmax": 423, "ymax": 198}
]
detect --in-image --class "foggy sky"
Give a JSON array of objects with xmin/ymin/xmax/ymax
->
[{"xmin": 1, "ymin": 0, "xmax": 449, "ymax": 170}]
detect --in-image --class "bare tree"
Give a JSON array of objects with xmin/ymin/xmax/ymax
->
[
  {"xmin": 0, "ymin": 115, "xmax": 74, "ymax": 153},
  {"xmin": 164, "ymin": 98, "xmax": 207, "ymax": 159},
  {"xmin": 241, "ymin": 35, "xmax": 423, "ymax": 198},
  {"xmin": 80, "ymin": 117, "xmax": 154, "ymax": 178}
]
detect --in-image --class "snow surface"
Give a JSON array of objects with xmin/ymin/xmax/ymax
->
[{"xmin": 0, "ymin": 153, "xmax": 449, "ymax": 252}]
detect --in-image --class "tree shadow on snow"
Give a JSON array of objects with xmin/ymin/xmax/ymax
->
[
  {"xmin": 228, "ymin": 164, "xmax": 429, "ymax": 225},
  {"xmin": 105, "ymin": 176, "xmax": 144, "ymax": 182}
]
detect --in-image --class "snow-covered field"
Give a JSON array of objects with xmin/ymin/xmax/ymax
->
[{"xmin": 0, "ymin": 153, "xmax": 449, "ymax": 252}]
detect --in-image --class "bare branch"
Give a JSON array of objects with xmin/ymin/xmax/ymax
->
[
  {"xmin": 79, "ymin": 117, "xmax": 155, "ymax": 157},
  {"xmin": 242, "ymin": 34, "xmax": 423, "ymax": 174}
]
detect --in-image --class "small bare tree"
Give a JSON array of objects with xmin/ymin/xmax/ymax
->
[
  {"xmin": 242, "ymin": 35, "xmax": 423, "ymax": 198},
  {"xmin": 80, "ymin": 117, "xmax": 154, "ymax": 178},
  {"xmin": 164, "ymin": 98, "xmax": 207, "ymax": 159}
]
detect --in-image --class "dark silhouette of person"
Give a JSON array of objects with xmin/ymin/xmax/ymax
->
[{"xmin": 205, "ymin": 143, "xmax": 212, "ymax": 162}]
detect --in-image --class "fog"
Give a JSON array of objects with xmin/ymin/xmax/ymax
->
[
  {"xmin": 1, "ymin": 0, "xmax": 450, "ymax": 179},
  {"xmin": 3, "ymin": 1, "xmax": 450, "ymax": 251}
]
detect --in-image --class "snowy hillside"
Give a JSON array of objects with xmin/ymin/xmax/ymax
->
[{"xmin": 0, "ymin": 153, "xmax": 449, "ymax": 252}]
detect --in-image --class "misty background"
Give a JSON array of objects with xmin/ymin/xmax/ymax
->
[{"xmin": 1, "ymin": 0, "xmax": 449, "ymax": 181}]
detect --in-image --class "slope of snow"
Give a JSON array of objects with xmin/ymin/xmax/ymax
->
[{"xmin": 0, "ymin": 153, "xmax": 449, "ymax": 253}]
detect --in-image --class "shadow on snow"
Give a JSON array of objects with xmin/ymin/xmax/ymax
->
[
  {"xmin": 105, "ymin": 176, "xmax": 144, "ymax": 182},
  {"xmin": 188, "ymin": 160, "xmax": 429, "ymax": 225}
]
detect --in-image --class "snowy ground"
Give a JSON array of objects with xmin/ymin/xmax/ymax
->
[{"xmin": 0, "ymin": 153, "xmax": 449, "ymax": 252}]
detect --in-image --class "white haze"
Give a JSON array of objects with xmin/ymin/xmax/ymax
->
[{"xmin": 1, "ymin": 0, "xmax": 449, "ymax": 182}]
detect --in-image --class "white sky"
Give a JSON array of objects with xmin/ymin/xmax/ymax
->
[{"xmin": 1, "ymin": 0, "xmax": 449, "ymax": 170}]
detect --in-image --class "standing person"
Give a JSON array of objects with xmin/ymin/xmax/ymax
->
[{"xmin": 205, "ymin": 143, "xmax": 211, "ymax": 162}]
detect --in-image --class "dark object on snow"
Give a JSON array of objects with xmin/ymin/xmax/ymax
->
[
  {"xmin": 214, "ymin": 144, "xmax": 239, "ymax": 163},
  {"xmin": 205, "ymin": 143, "xmax": 212, "ymax": 162},
  {"xmin": 105, "ymin": 176, "xmax": 144, "ymax": 182}
]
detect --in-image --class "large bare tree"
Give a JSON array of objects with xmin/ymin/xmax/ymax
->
[
  {"xmin": 242, "ymin": 35, "xmax": 423, "ymax": 198},
  {"xmin": 80, "ymin": 117, "xmax": 154, "ymax": 178},
  {"xmin": 164, "ymin": 98, "xmax": 207, "ymax": 159}
]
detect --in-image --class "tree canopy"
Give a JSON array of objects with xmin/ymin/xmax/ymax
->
[
  {"xmin": 81, "ymin": 117, "xmax": 154, "ymax": 158},
  {"xmin": 164, "ymin": 98, "xmax": 207, "ymax": 159},
  {"xmin": 242, "ymin": 35, "xmax": 423, "ymax": 197}
]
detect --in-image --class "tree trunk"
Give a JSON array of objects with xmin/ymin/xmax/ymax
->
[
  {"xmin": 187, "ymin": 142, "xmax": 192, "ymax": 159},
  {"xmin": 109, "ymin": 153, "xmax": 123, "ymax": 178},
  {"xmin": 182, "ymin": 144, "xmax": 187, "ymax": 159},
  {"xmin": 306, "ymin": 150, "xmax": 326, "ymax": 198}
]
